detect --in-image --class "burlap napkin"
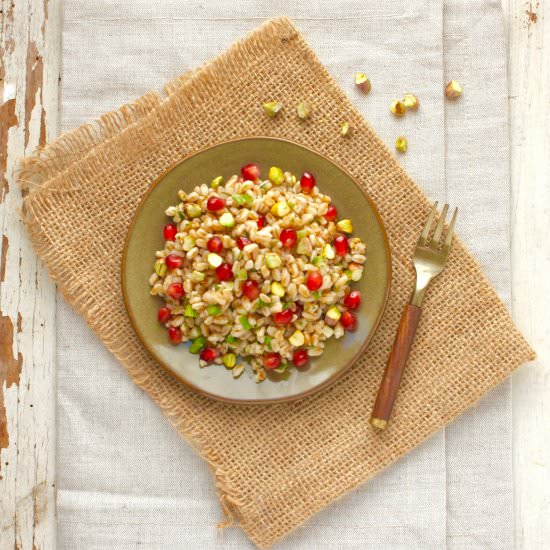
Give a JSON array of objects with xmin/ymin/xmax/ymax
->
[{"xmin": 19, "ymin": 17, "xmax": 534, "ymax": 549}]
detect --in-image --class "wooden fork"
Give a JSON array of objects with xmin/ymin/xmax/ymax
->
[{"xmin": 370, "ymin": 202, "xmax": 458, "ymax": 430}]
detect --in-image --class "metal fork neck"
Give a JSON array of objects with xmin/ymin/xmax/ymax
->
[{"xmin": 410, "ymin": 272, "xmax": 432, "ymax": 307}]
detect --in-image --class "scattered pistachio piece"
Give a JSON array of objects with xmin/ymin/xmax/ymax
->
[
  {"xmin": 207, "ymin": 304, "xmax": 222, "ymax": 316},
  {"xmin": 207, "ymin": 253, "xmax": 223, "ymax": 268},
  {"xmin": 154, "ymin": 260, "xmax": 167, "ymax": 277},
  {"xmin": 236, "ymin": 269, "xmax": 248, "ymax": 281},
  {"xmin": 296, "ymin": 101, "xmax": 312, "ymax": 120},
  {"xmin": 395, "ymin": 135, "xmax": 408, "ymax": 153},
  {"xmin": 182, "ymin": 235, "xmax": 196, "ymax": 251},
  {"xmin": 239, "ymin": 315, "xmax": 252, "ymax": 330},
  {"xmin": 210, "ymin": 175, "xmax": 223, "ymax": 188},
  {"xmin": 271, "ymin": 282, "xmax": 285, "ymax": 297},
  {"xmin": 225, "ymin": 335, "xmax": 238, "ymax": 344},
  {"xmin": 191, "ymin": 270, "xmax": 205, "ymax": 282},
  {"xmin": 268, "ymin": 166, "xmax": 285, "ymax": 185},
  {"xmin": 403, "ymin": 93, "xmax": 419, "ymax": 110},
  {"xmin": 219, "ymin": 212, "xmax": 235, "ymax": 228},
  {"xmin": 336, "ymin": 219, "xmax": 353, "ymax": 233},
  {"xmin": 340, "ymin": 121, "xmax": 351, "ymax": 136},
  {"xmin": 322, "ymin": 243, "xmax": 335, "ymax": 260},
  {"xmin": 184, "ymin": 304, "xmax": 199, "ymax": 318},
  {"xmin": 265, "ymin": 253, "xmax": 282, "ymax": 269},
  {"xmin": 271, "ymin": 201, "xmax": 291, "ymax": 217},
  {"xmin": 445, "ymin": 80, "xmax": 462, "ymax": 99},
  {"xmin": 289, "ymin": 330, "xmax": 305, "ymax": 347},
  {"xmin": 263, "ymin": 101, "xmax": 283, "ymax": 117},
  {"xmin": 390, "ymin": 99, "xmax": 406, "ymax": 117},
  {"xmin": 185, "ymin": 203, "xmax": 202, "ymax": 218},
  {"xmin": 354, "ymin": 72, "xmax": 372, "ymax": 93},
  {"xmin": 325, "ymin": 306, "xmax": 342, "ymax": 326},
  {"xmin": 189, "ymin": 336, "xmax": 207, "ymax": 354},
  {"xmin": 222, "ymin": 353, "xmax": 237, "ymax": 369}
]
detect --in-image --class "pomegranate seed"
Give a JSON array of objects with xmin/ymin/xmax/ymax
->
[
  {"xmin": 241, "ymin": 163, "xmax": 261, "ymax": 182},
  {"xmin": 306, "ymin": 270, "xmax": 323, "ymax": 291},
  {"xmin": 215, "ymin": 263, "xmax": 234, "ymax": 281},
  {"xmin": 300, "ymin": 171, "xmax": 316, "ymax": 194},
  {"xmin": 157, "ymin": 307, "xmax": 171, "ymax": 323},
  {"xmin": 167, "ymin": 283, "xmax": 185, "ymax": 301},
  {"xmin": 279, "ymin": 228, "xmax": 297, "ymax": 248},
  {"xmin": 341, "ymin": 311, "xmax": 357, "ymax": 331},
  {"xmin": 236, "ymin": 236, "xmax": 251, "ymax": 250},
  {"xmin": 200, "ymin": 347, "xmax": 219, "ymax": 362},
  {"xmin": 325, "ymin": 204, "xmax": 338, "ymax": 222},
  {"xmin": 168, "ymin": 326, "xmax": 182, "ymax": 345},
  {"xmin": 257, "ymin": 215, "xmax": 266, "ymax": 229},
  {"xmin": 273, "ymin": 309, "xmax": 293, "ymax": 326},
  {"xmin": 207, "ymin": 236, "xmax": 224, "ymax": 253},
  {"xmin": 263, "ymin": 352, "xmax": 281, "ymax": 370},
  {"xmin": 344, "ymin": 290, "xmax": 361, "ymax": 310},
  {"xmin": 242, "ymin": 280, "xmax": 260, "ymax": 300},
  {"xmin": 163, "ymin": 223, "xmax": 177, "ymax": 241},
  {"xmin": 165, "ymin": 254, "xmax": 183, "ymax": 269},
  {"xmin": 207, "ymin": 196, "xmax": 225, "ymax": 212},
  {"xmin": 334, "ymin": 234, "xmax": 349, "ymax": 256},
  {"xmin": 292, "ymin": 348, "xmax": 309, "ymax": 368}
]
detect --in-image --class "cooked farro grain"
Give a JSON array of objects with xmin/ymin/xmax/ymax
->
[{"xmin": 150, "ymin": 163, "xmax": 366, "ymax": 381}]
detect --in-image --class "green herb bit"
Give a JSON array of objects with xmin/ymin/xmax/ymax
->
[
  {"xmin": 225, "ymin": 335, "xmax": 238, "ymax": 344},
  {"xmin": 313, "ymin": 291, "xmax": 320, "ymax": 300},
  {"xmin": 239, "ymin": 316, "xmax": 252, "ymax": 330},
  {"xmin": 184, "ymin": 304, "xmax": 199, "ymax": 317},
  {"xmin": 232, "ymin": 193, "xmax": 253, "ymax": 205},
  {"xmin": 189, "ymin": 336, "xmax": 207, "ymax": 354},
  {"xmin": 207, "ymin": 304, "xmax": 222, "ymax": 316},
  {"xmin": 264, "ymin": 335, "xmax": 272, "ymax": 350}
]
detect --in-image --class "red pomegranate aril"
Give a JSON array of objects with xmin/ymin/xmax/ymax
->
[
  {"xmin": 292, "ymin": 348, "xmax": 309, "ymax": 368},
  {"xmin": 344, "ymin": 290, "xmax": 361, "ymax": 310},
  {"xmin": 167, "ymin": 282, "xmax": 185, "ymax": 301},
  {"xmin": 157, "ymin": 307, "xmax": 171, "ymax": 323},
  {"xmin": 241, "ymin": 163, "xmax": 261, "ymax": 182},
  {"xmin": 207, "ymin": 236, "xmax": 224, "ymax": 253},
  {"xmin": 273, "ymin": 309, "xmax": 293, "ymax": 326},
  {"xmin": 325, "ymin": 204, "xmax": 338, "ymax": 222},
  {"xmin": 334, "ymin": 234, "xmax": 349, "ymax": 256},
  {"xmin": 300, "ymin": 171, "xmax": 316, "ymax": 194},
  {"xmin": 163, "ymin": 223, "xmax": 177, "ymax": 241},
  {"xmin": 263, "ymin": 352, "xmax": 281, "ymax": 370},
  {"xmin": 341, "ymin": 311, "xmax": 357, "ymax": 331},
  {"xmin": 279, "ymin": 228, "xmax": 297, "ymax": 248},
  {"xmin": 215, "ymin": 263, "xmax": 234, "ymax": 281},
  {"xmin": 242, "ymin": 280, "xmax": 260, "ymax": 300},
  {"xmin": 236, "ymin": 236, "xmax": 251, "ymax": 250},
  {"xmin": 306, "ymin": 270, "xmax": 323, "ymax": 291},
  {"xmin": 165, "ymin": 254, "xmax": 184, "ymax": 269},
  {"xmin": 200, "ymin": 347, "xmax": 219, "ymax": 363},
  {"xmin": 207, "ymin": 196, "xmax": 225, "ymax": 212},
  {"xmin": 168, "ymin": 326, "xmax": 182, "ymax": 345},
  {"xmin": 257, "ymin": 215, "xmax": 266, "ymax": 229}
]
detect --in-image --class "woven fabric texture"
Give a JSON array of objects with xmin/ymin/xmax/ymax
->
[{"xmin": 19, "ymin": 17, "xmax": 534, "ymax": 549}]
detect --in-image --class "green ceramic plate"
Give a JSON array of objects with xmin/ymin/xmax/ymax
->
[{"xmin": 122, "ymin": 137, "xmax": 391, "ymax": 404}]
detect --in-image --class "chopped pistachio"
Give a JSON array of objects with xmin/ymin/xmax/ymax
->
[
  {"xmin": 296, "ymin": 237, "xmax": 312, "ymax": 256},
  {"xmin": 222, "ymin": 353, "xmax": 237, "ymax": 369},
  {"xmin": 154, "ymin": 260, "xmax": 167, "ymax": 277},
  {"xmin": 265, "ymin": 253, "xmax": 282, "ymax": 269},
  {"xmin": 232, "ymin": 193, "xmax": 253, "ymax": 205},
  {"xmin": 219, "ymin": 212, "xmax": 235, "ymax": 228},
  {"xmin": 189, "ymin": 336, "xmax": 206, "ymax": 354},
  {"xmin": 268, "ymin": 166, "xmax": 285, "ymax": 185},
  {"xmin": 445, "ymin": 80, "xmax": 462, "ymax": 99},
  {"xmin": 296, "ymin": 101, "xmax": 312, "ymax": 120},
  {"xmin": 325, "ymin": 306, "xmax": 342, "ymax": 326},
  {"xmin": 322, "ymin": 243, "xmax": 335, "ymax": 260},
  {"xmin": 232, "ymin": 364, "xmax": 245, "ymax": 378},
  {"xmin": 207, "ymin": 253, "xmax": 223, "ymax": 268},
  {"xmin": 312, "ymin": 255, "xmax": 324, "ymax": 267},
  {"xmin": 296, "ymin": 229, "xmax": 308, "ymax": 240},
  {"xmin": 340, "ymin": 121, "xmax": 351, "ymax": 136},
  {"xmin": 403, "ymin": 93, "xmax": 419, "ymax": 110},
  {"xmin": 289, "ymin": 330, "xmax": 305, "ymax": 347},
  {"xmin": 263, "ymin": 100, "xmax": 283, "ymax": 117},
  {"xmin": 271, "ymin": 201, "xmax": 291, "ymax": 217},
  {"xmin": 210, "ymin": 175, "xmax": 223, "ymax": 188},
  {"xmin": 336, "ymin": 219, "xmax": 353, "ymax": 233},
  {"xmin": 395, "ymin": 136, "xmax": 408, "ymax": 153},
  {"xmin": 185, "ymin": 203, "xmax": 202, "ymax": 218},
  {"xmin": 182, "ymin": 235, "xmax": 196, "ymax": 251},
  {"xmin": 184, "ymin": 304, "xmax": 199, "ymax": 318},
  {"xmin": 236, "ymin": 269, "xmax": 248, "ymax": 281},
  {"xmin": 271, "ymin": 282, "xmax": 285, "ymax": 297},
  {"xmin": 390, "ymin": 99, "xmax": 406, "ymax": 117},
  {"xmin": 207, "ymin": 304, "xmax": 222, "ymax": 316},
  {"xmin": 191, "ymin": 270, "xmax": 205, "ymax": 282},
  {"xmin": 354, "ymin": 72, "xmax": 372, "ymax": 93},
  {"xmin": 239, "ymin": 316, "xmax": 252, "ymax": 330},
  {"xmin": 225, "ymin": 335, "xmax": 238, "ymax": 344}
]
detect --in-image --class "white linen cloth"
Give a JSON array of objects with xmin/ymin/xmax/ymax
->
[{"xmin": 56, "ymin": 0, "xmax": 512, "ymax": 547}]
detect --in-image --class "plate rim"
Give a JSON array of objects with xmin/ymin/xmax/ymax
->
[{"xmin": 122, "ymin": 136, "xmax": 392, "ymax": 405}]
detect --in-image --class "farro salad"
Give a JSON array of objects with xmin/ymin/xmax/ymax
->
[{"xmin": 148, "ymin": 163, "xmax": 366, "ymax": 383}]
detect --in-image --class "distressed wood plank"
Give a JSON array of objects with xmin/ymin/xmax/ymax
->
[
  {"xmin": 0, "ymin": 0, "xmax": 60, "ymax": 548},
  {"xmin": 504, "ymin": 0, "xmax": 550, "ymax": 548}
]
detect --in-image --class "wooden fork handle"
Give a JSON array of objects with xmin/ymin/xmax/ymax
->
[{"xmin": 370, "ymin": 304, "xmax": 422, "ymax": 430}]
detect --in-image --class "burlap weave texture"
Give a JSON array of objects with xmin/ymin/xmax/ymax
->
[{"xmin": 19, "ymin": 18, "xmax": 534, "ymax": 549}]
